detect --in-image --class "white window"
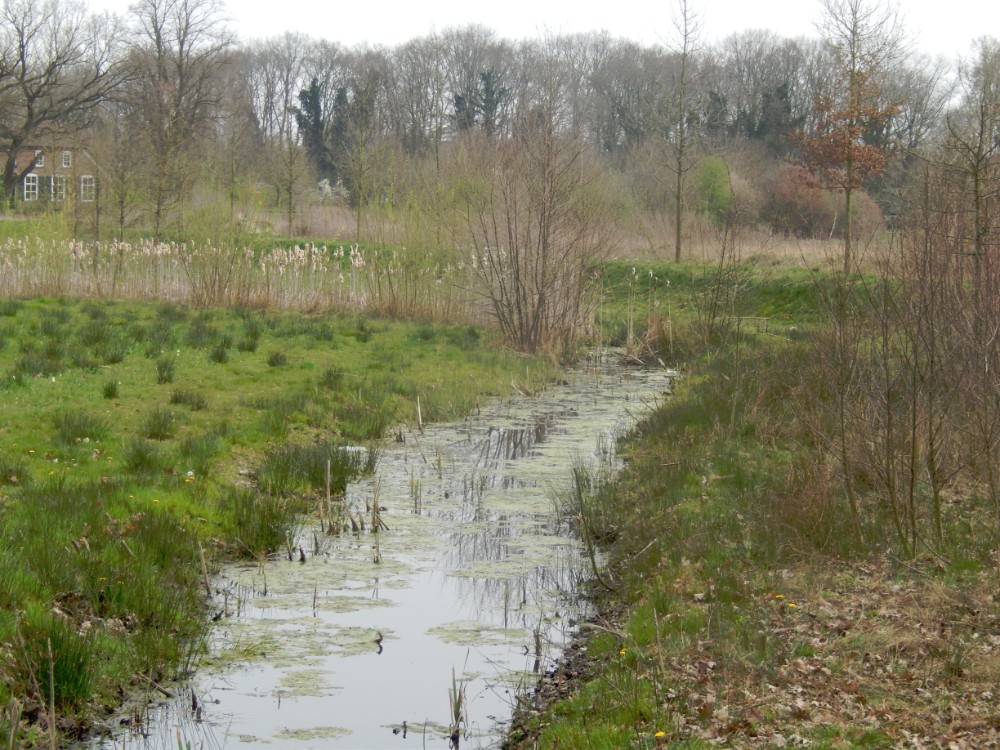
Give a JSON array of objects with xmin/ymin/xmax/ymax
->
[
  {"xmin": 62, "ymin": 150, "xmax": 72, "ymax": 168},
  {"xmin": 80, "ymin": 175, "xmax": 95, "ymax": 202},
  {"xmin": 34, "ymin": 150, "xmax": 44, "ymax": 167},
  {"xmin": 51, "ymin": 175, "xmax": 65, "ymax": 201},
  {"xmin": 23, "ymin": 174, "xmax": 38, "ymax": 201}
]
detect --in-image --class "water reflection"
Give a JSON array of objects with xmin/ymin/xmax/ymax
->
[{"xmin": 92, "ymin": 354, "xmax": 674, "ymax": 750}]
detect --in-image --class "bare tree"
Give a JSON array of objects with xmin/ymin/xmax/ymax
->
[
  {"xmin": 451, "ymin": 55, "xmax": 614, "ymax": 354},
  {"xmin": 128, "ymin": 0, "xmax": 232, "ymax": 239},
  {"xmin": 664, "ymin": 0, "xmax": 702, "ymax": 262},
  {"xmin": 0, "ymin": 0, "xmax": 128, "ymax": 204},
  {"xmin": 946, "ymin": 37, "xmax": 1000, "ymax": 287},
  {"xmin": 244, "ymin": 33, "xmax": 313, "ymax": 231}
]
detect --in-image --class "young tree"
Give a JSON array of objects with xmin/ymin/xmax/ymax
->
[
  {"xmin": 794, "ymin": 0, "xmax": 906, "ymax": 273},
  {"xmin": 664, "ymin": 0, "xmax": 702, "ymax": 263},
  {"xmin": 0, "ymin": 0, "xmax": 127, "ymax": 204}
]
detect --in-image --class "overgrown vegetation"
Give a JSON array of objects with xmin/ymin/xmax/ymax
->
[{"xmin": 511, "ymin": 220, "xmax": 1000, "ymax": 747}]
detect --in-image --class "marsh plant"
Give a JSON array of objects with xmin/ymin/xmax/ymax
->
[
  {"xmin": 123, "ymin": 437, "xmax": 165, "ymax": 474},
  {"xmin": 220, "ymin": 487, "xmax": 300, "ymax": 559},
  {"xmin": 0, "ymin": 239, "xmax": 475, "ymax": 326},
  {"xmin": 448, "ymin": 668, "xmax": 467, "ymax": 749},
  {"xmin": 257, "ymin": 440, "xmax": 373, "ymax": 498},
  {"xmin": 170, "ymin": 388, "xmax": 208, "ymax": 411}
]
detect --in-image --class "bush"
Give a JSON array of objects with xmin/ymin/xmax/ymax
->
[{"xmin": 759, "ymin": 165, "xmax": 884, "ymax": 239}]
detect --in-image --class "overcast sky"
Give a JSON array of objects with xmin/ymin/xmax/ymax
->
[{"xmin": 88, "ymin": 0, "xmax": 994, "ymax": 61}]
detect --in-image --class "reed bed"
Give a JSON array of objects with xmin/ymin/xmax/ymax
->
[{"xmin": 0, "ymin": 239, "xmax": 481, "ymax": 323}]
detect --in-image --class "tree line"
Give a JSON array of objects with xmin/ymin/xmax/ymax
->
[{"xmin": 0, "ymin": 0, "xmax": 996, "ymax": 269}]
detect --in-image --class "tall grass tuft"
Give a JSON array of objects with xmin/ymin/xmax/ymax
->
[
  {"xmin": 178, "ymin": 433, "xmax": 222, "ymax": 476},
  {"xmin": 52, "ymin": 410, "xmax": 109, "ymax": 445},
  {"xmin": 219, "ymin": 487, "xmax": 300, "ymax": 559},
  {"xmin": 257, "ymin": 440, "xmax": 373, "ymax": 497},
  {"xmin": 141, "ymin": 408, "xmax": 177, "ymax": 441},
  {"xmin": 123, "ymin": 437, "xmax": 165, "ymax": 474},
  {"xmin": 170, "ymin": 388, "xmax": 208, "ymax": 411},
  {"xmin": 11, "ymin": 604, "xmax": 95, "ymax": 711},
  {"xmin": 155, "ymin": 357, "xmax": 175, "ymax": 384},
  {"xmin": 208, "ymin": 341, "xmax": 229, "ymax": 364}
]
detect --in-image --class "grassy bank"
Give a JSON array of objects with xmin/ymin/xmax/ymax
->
[
  {"xmin": 511, "ymin": 262, "xmax": 1000, "ymax": 749},
  {"xmin": 0, "ymin": 297, "xmax": 557, "ymax": 747}
]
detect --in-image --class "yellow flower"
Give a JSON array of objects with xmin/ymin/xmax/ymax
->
[
  {"xmin": 787, "ymin": 602, "xmax": 798, "ymax": 608},
  {"xmin": 655, "ymin": 731, "xmax": 667, "ymax": 738},
  {"xmin": 619, "ymin": 647, "xmax": 627, "ymax": 655},
  {"xmin": 774, "ymin": 593, "xmax": 784, "ymax": 600}
]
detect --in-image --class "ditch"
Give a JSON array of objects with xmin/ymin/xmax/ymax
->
[{"xmin": 94, "ymin": 352, "xmax": 674, "ymax": 750}]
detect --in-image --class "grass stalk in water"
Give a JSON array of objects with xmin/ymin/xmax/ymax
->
[{"xmin": 448, "ymin": 667, "xmax": 466, "ymax": 749}]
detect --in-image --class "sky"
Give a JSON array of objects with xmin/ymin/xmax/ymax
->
[{"xmin": 87, "ymin": 0, "xmax": 995, "ymax": 61}]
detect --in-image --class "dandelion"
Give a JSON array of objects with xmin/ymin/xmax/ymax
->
[
  {"xmin": 655, "ymin": 731, "xmax": 667, "ymax": 738},
  {"xmin": 619, "ymin": 647, "xmax": 627, "ymax": 655},
  {"xmin": 787, "ymin": 602, "xmax": 798, "ymax": 609},
  {"xmin": 773, "ymin": 593, "xmax": 784, "ymax": 600}
]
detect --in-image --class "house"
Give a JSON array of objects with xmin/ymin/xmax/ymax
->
[{"xmin": 5, "ymin": 147, "xmax": 99, "ymax": 204}]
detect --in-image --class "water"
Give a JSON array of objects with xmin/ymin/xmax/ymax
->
[{"xmin": 98, "ymin": 353, "xmax": 674, "ymax": 750}]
